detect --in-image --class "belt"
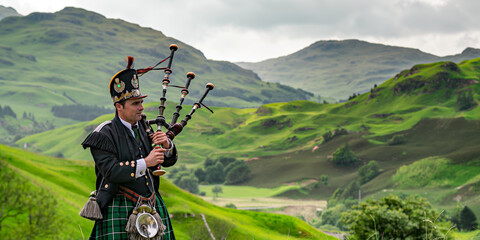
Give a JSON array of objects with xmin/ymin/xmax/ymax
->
[{"xmin": 119, "ymin": 186, "xmax": 156, "ymax": 204}]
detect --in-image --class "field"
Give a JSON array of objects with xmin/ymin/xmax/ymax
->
[
  {"xmin": 8, "ymin": 51, "xmax": 480, "ymax": 239},
  {"xmin": 0, "ymin": 144, "xmax": 337, "ymax": 239},
  {"xmin": 16, "ymin": 58, "xmax": 480, "ymax": 219},
  {"xmin": 199, "ymin": 185, "xmax": 326, "ymax": 221}
]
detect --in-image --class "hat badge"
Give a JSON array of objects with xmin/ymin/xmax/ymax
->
[
  {"xmin": 114, "ymin": 78, "xmax": 125, "ymax": 93},
  {"xmin": 131, "ymin": 75, "xmax": 139, "ymax": 88}
]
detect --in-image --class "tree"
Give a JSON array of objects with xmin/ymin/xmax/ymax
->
[
  {"xmin": 168, "ymin": 164, "xmax": 187, "ymax": 179},
  {"xmin": 387, "ymin": 134, "xmax": 406, "ymax": 145},
  {"xmin": 217, "ymin": 157, "xmax": 236, "ymax": 167},
  {"xmin": 341, "ymin": 181, "xmax": 360, "ymax": 201},
  {"xmin": 322, "ymin": 131, "xmax": 333, "ymax": 143},
  {"xmin": 204, "ymin": 158, "xmax": 216, "ymax": 168},
  {"xmin": 0, "ymin": 105, "xmax": 16, "ymax": 119},
  {"xmin": 175, "ymin": 174, "xmax": 199, "ymax": 194},
  {"xmin": 0, "ymin": 160, "xmax": 60, "ymax": 238},
  {"xmin": 328, "ymin": 181, "xmax": 360, "ymax": 208},
  {"xmin": 321, "ymin": 203, "xmax": 347, "ymax": 228},
  {"xmin": 358, "ymin": 160, "xmax": 380, "ymax": 184},
  {"xmin": 51, "ymin": 104, "xmax": 112, "ymax": 121},
  {"xmin": 457, "ymin": 89, "xmax": 477, "ymax": 111},
  {"xmin": 459, "ymin": 206, "xmax": 478, "ymax": 231},
  {"xmin": 223, "ymin": 160, "xmax": 242, "ymax": 174},
  {"xmin": 225, "ymin": 203, "xmax": 237, "ymax": 209},
  {"xmin": 212, "ymin": 185, "xmax": 223, "ymax": 199},
  {"xmin": 341, "ymin": 194, "xmax": 452, "ymax": 240},
  {"xmin": 330, "ymin": 143, "xmax": 359, "ymax": 166},
  {"xmin": 225, "ymin": 163, "xmax": 251, "ymax": 184},
  {"xmin": 194, "ymin": 168, "xmax": 206, "ymax": 183},
  {"xmin": 205, "ymin": 162, "xmax": 225, "ymax": 184},
  {"xmin": 20, "ymin": 189, "xmax": 59, "ymax": 239},
  {"xmin": 320, "ymin": 175, "xmax": 329, "ymax": 186},
  {"xmin": 0, "ymin": 161, "xmax": 26, "ymax": 231}
]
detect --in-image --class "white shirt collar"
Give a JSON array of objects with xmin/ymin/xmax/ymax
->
[{"xmin": 119, "ymin": 117, "xmax": 137, "ymax": 137}]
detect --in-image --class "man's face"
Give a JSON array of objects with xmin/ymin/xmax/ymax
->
[{"xmin": 116, "ymin": 98, "xmax": 144, "ymax": 125}]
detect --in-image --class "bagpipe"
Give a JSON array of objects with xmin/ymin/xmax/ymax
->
[{"xmin": 137, "ymin": 44, "xmax": 214, "ymax": 176}]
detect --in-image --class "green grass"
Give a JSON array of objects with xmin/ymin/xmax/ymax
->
[
  {"xmin": 17, "ymin": 57, "xmax": 480, "ymax": 165},
  {"xmin": 392, "ymin": 157, "xmax": 480, "ymax": 188},
  {"xmin": 451, "ymin": 230, "xmax": 480, "ymax": 239},
  {"xmin": 0, "ymin": 144, "xmax": 337, "ymax": 239},
  {"xmin": 14, "ymin": 53, "xmax": 480, "ymax": 231},
  {"xmin": 199, "ymin": 184, "xmax": 299, "ymax": 198}
]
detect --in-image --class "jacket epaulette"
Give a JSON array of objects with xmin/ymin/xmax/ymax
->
[
  {"xmin": 81, "ymin": 120, "xmax": 116, "ymax": 153},
  {"xmin": 93, "ymin": 120, "xmax": 112, "ymax": 132}
]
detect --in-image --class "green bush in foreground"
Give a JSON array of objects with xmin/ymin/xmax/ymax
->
[
  {"xmin": 0, "ymin": 160, "xmax": 60, "ymax": 239},
  {"xmin": 341, "ymin": 194, "xmax": 453, "ymax": 240}
]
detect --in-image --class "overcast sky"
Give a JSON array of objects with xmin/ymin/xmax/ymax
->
[{"xmin": 2, "ymin": 0, "xmax": 480, "ymax": 62}]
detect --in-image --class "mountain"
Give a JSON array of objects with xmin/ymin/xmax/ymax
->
[
  {"xmin": 18, "ymin": 57, "xmax": 480, "ymax": 218},
  {"xmin": 0, "ymin": 144, "xmax": 336, "ymax": 239},
  {"xmin": 236, "ymin": 39, "xmax": 480, "ymax": 100},
  {"xmin": 0, "ymin": 6, "xmax": 313, "ymax": 142},
  {"xmin": 0, "ymin": 5, "xmax": 21, "ymax": 20},
  {"xmin": 19, "ymin": 58, "xmax": 480, "ymax": 162}
]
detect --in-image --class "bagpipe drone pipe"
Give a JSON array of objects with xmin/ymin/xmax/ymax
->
[{"xmin": 136, "ymin": 44, "xmax": 215, "ymax": 176}]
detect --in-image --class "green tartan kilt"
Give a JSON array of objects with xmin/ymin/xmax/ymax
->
[{"xmin": 89, "ymin": 193, "xmax": 175, "ymax": 240}]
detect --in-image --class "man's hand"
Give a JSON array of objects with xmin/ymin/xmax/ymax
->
[
  {"xmin": 144, "ymin": 147, "xmax": 166, "ymax": 167},
  {"xmin": 152, "ymin": 131, "xmax": 170, "ymax": 149}
]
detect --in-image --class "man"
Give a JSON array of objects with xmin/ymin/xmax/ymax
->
[{"xmin": 82, "ymin": 65, "xmax": 178, "ymax": 239}]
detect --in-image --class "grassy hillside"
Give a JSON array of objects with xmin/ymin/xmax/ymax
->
[
  {"xmin": 17, "ymin": 57, "xmax": 480, "ymax": 221},
  {"xmin": 237, "ymin": 39, "xmax": 480, "ymax": 100},
  {"xmin": 21, "ymin": 59, "xmax": 480, "ymax": 163},
  {"xmin": 0, "ymin": 144, "xmax": 337, "ymax": 239},
  {"xmin": 0, "ymin": 6, "xmax": 313, "ymax": 142},
  {"xmin": 18, "ymin": 58, "xmax": 480, "ymax": 165}
]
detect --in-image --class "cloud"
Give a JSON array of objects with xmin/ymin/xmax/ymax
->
[{"xmin": 2, "ymin": 0, "xmax": 480, "ymax": 61}]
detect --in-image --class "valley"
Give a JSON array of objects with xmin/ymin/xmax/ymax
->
[{"xmin": 2, "ymin": 5, "xmax": 480, "ymax": 239}]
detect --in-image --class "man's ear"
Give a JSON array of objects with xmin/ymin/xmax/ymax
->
[{"xmin": 114, "ymin": 102, "xmax": 123, "ymax": 112}]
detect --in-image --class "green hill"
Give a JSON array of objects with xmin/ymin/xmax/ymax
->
[
  {"xmin": 19, "ymin": 59, "xmax": 480, "ymax": 163},
  {"xmin": 236, "ymin": 39, "xmax": 480, "ymax": 100},
  {"xmin": 0, "ymin": 6, "xmax": 313, "ymax": 144},
  {"xmin": 17, "ymin": 57, "xmax": 480, "ymax": 220},
  {"xmin": 0, "ymin": 144, "xmax": 336, "ymax": 239}
]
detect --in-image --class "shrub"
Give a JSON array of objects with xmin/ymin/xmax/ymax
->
[
  {"xmin": 225, "ymin": 203, "xmax": 237, "ymax": 209},
  {"xmin": 206, "ymin": 162, "xmax": 225, "ymax": 184},
  {"xmin": 323, "ymin": 128, "xmax": 349, "ymax": 144},
  {"xmin": 212, "ymin": 185, "xmax": 223, "ymax": 198},
  {"xmin": 322, "ymin": 131, "xmax": 333, "ymax": 143},
  {"xmin": 341, "ymin": 194, "xmax": 453, "ymax": 239},
  {"xmin": 459, "ymin": 206, "xmax": 478, "ymax": 231},
  {"xmin": 194, "ymin": 168, "xmax": 206, "ymax": 183},
  {"xmin": 320, "ymin": 175, "xmax": 329, "ymax": 186},
  {"xmin": 358, "ymin": 161, "xmax": 380, "ymax": 184},
  {"xmin": 330, "ymin": 143, "xmax": 359, "ymax": 166},
  {"xmin": 457, "ymin": 89, "xmax": 477, "ymax": 111},
  {"xmin": 387, "ymin": 134, "xmax": 406, "ymax": 145},
  {"xmin": 175, "ymin": 174, "xmax": 199, "ymax": 194},
  {"xmin": 0, "ymin": 161, "xmax": 60, "ymax": 238},
  {"xmin": 392, "ymin": 157, "xmax": 451, "ymax": 188},
  {"xmin": 224, "ymin": 163, "xmax": 251, "ymax": 185}
]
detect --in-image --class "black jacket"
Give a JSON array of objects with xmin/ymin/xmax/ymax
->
[{"xmin": 82, "ymin": 115, "xmax": 178, "ymax": 209}]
